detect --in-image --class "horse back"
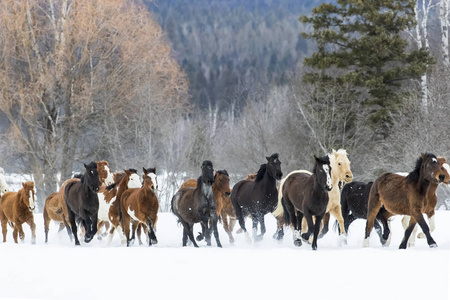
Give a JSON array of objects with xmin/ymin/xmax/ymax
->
[
  {"xmin": 341, "ymin": 181, "xmax": 373, "ymax": 218},
  {"xmin": 282, "ymin": 172, "xmax": 312, "ymax": 209},
  {"xmin": 230, "ymin": 179, "xmax": 254, "ymax": 208},
  {"xmin": 371, "ymin": 173, "xmax": 411, "ymax": 214},
  {"xmin": 172, "ymin": 187, "xmax": 199, "ymax": 222},
  {"xmin": 0, "ymin": 191, "xmax": 16, "ymax": 219}
]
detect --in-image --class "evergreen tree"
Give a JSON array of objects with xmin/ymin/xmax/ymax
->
[{"xmin": 300, "ymin": 0, "xmax": 434, "ymax": 133}]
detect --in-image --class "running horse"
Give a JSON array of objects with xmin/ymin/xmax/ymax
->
[
  {"xmin": 172, "ymin": 160, "xmax": 222, "ymax": 247},
  {"xmin": 281, "ymin": 155, "xmax": 333, "ymax": 250},
  {"xmin": 120, "ymin": 168, "xmax": 159, "ymax": 247},
  {"xmin": 64, "ymin": 162, "xmax": 100, "ymax": 245},
  {"xmin": 231, "ymin": 153, "xmax": 282, "ymax": 242},
  {"xmin": 180, "ymin": 170, "xmax": 233, "ymax": 243},
  {"xmin": 0, "ymin": 181, "xmax": 36, "ymax": 243},
  {"xmin": 363, "ymin": 153, "xmax": 447, "ymax": 249}
]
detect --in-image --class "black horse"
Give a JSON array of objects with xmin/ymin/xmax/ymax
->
[
  {"xmin": 231, "ymin": 153, "xmax": 282, "ymax": 242},
  {"xmin": 337, "ymin": 181, "xmax": 390, "ymax": 244},
  {"xmin": 281, "ymin": 155, "xmax": 332, "ymax": 250},
  {"xmin": 171, "ymin": 160, "xmax": 222, "ymax": 248},
  {"xmin": 64, "ymin": 162, "xmax": 100, "ymax": 246}
]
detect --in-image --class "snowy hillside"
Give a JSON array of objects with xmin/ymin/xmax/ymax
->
[{"xmin": 0, "ymin": 209, "xmax": 449, "ymax": 300}]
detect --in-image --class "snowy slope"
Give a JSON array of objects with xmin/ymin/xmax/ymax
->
[{"xmin": 0, "ymin": 210, "xmax": 449, "ymax": 300}]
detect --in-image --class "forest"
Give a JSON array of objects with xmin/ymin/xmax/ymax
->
[{"xmin": 0, "ymin": 0, "xmax": 449, "ymax": 211}]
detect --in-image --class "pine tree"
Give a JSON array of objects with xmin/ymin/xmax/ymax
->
[{"xmin": 300, "ymin": 0, "xmax": 434, "ymax": 133}]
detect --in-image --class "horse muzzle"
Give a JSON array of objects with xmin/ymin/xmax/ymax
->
[
  {"xmin": 276, "ymin": 172, "xmax": 283, "ymax": 180},
  {"xmin": 29, "ymin": 206, "xmax": 35, "ymax": 212},
  {"xmin": 225, "ymin": 191, "xmax": 231, "ymax": 196}
]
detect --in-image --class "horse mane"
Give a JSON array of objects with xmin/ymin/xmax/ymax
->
[
  {"xmin": 73, "ymin": 173, "xmax": 83, "ymax": 179},
  {"xmin": 313, "ymin": 155, "xmax": 330, "ymax": 174},
  {"xmin": 128, "ymin": 168, "xmax": 138, "ymax": 173},
  {"xmin": 406, "ymin": 153, "xmax": 437, "ymax": 183},
  {"xmin": 255, "ymin": 164, "xmax": 267, "ymax": 182}
]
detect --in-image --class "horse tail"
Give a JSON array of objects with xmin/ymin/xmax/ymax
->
[
  {"xmin": 281, "ymin": 197, "xmax": 290, "ymax": 226},
  {"xmin": 272, "ymin": 170, "xmax": 311, "ymax": 218},
  {"xmin": 333, "ymin": 220, "xmax": 340, "ymax": 233}
]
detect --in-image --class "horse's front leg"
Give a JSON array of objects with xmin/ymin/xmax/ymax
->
[
  {"xmin": 330, "ymin": 205, "xmax": 347, "ymax": 245},
  {"xmin": 412, "ymin": 211, "xmax": 437, "ymax": 248},
  {"xmin": 301, "ymin": 210, "xmax": 314, "ymax": 243},
  {"xmin": 26, "ymin": 217, "xmax": 36, "ymax": 244},
  {"xmin": 67, "ymin": 209, "xmax": 80, "ymax": 246},
  {"xmin": 210, "ymin": 212, "xmax": 222, "ymax": 248},
  {"xmin": 318, "ymin": 212, "xmax": 330, "ymax": 238},
  {"xmin": 251, "ymin": 214, "xmax": 259, "ymax": 241},
  {"xmin": 256, "ymin": 214, "xmax": 266, "ymax": 242},
  {"xmin": 312, "ymin": 214, "xmax": 323, "ymax": 250}
]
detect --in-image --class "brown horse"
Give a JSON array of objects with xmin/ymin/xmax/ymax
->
[
  {"xmin": 0, "ymin": 181, "xmax": 36, "ymax": 244},
  {"xmin": 180, "ymin": 170, "xmax": 234, "ymax": 243},
  {"xmin": 43, "ymin": 160, "xmax": 114, "ymax": 243},
  {"xmin": 106, "ymin": 169, "xmax": 141, "ymax": 244},
  {"xmin": 120, "ymin": 168, "xmax": 159, "ymax": 247},
  {"xmin": 364, "ymin": 153, "xmax": 447, "ymax": 249},
  {"xmin": 400, "ymin": 157, "xmax": 450, "ymax": 246}
]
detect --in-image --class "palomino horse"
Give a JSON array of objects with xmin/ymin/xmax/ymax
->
[
  {"xmin": 281, "ymin": 155, "xmax": 333, "ymax": 250},
  {"xmin": 172, "ymin": 160, "xmax": 222, "ymax": 247},
  {"xmin": 43, "ymin": 160, "xmax": 114, "ymax": 243},
  {"xmin": 273, "ymin": 149, "xmax": 352, "ymax": 242},
  {"xmin": 180, "ymin": 170, "xmax": 233, "ymax": 243},
  {"xmin": 64, "ymin": 162, "xmax": 100, "ymax": 245},
  {"xmin": 0, "ymin": 181, "xmax": 36, "ymax": 243},
  {"xmin": 400, "ymin": 157, "xmax": 450, "ymax": 247},
  {"xmin": 231, "ymin": 153, "xmax": 282, "ymax": 242},
  {"xmin": 120, "ymin": 168, "xmax": 159, "ymax": 247},
  {"xmin": 0, "ymin": 167, "xmax": 10, "ymax": 195},
  {"xmin": 338, "ymin": 181, "xmax": 390, "ymax": 244},
  {"xmin": 364, "ymin": 153, "xmax": 446, "ymax": 249},
  {"xmin": 105, "ymin": 169, "xmax": 142, "ymax": 244}
]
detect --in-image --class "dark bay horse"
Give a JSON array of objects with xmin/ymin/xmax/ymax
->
[
  {"xmin": 364, "ymin": 153, "xmax": 447, "ymax": 249},
  {"xmin": 172, "ymin": 160, "xmax": 222, "ymax": 247},
  {"xmin": 231, "ymin": 153, "xmax": 282, "ymax": 242},
  {"xmin": 121, "ymin": 167, "xmax": 159, "ymax": 247},
  {"xmin": 64, "ymin": 162, "xmax": 100, "ymax": 245},
  {"xmin": 0, "ymin": 181, "xmax": 36, "ymax": 244},
  {"xmin": 180, "ymin": 170, "xmax": 233, "ymax": 243},
  {"xmin": 281, "ymin": 155, "xmax": 332, "ymax": 250},
  {"xmin": 338, "ymin": 181, "xmax": 390, "ymax": 244}
]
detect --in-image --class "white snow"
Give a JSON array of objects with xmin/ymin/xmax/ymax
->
[{"xmin": 0, "ymin": 210, "xmax": 449, "ymax": 300}]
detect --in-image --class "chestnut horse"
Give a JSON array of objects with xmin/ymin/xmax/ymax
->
[
  {"xmin": 0, "ymin": 181, "xmax": 36, "ymax": 244},
  {"xmin": 400, "ymin": 157, "xmax": 450, "ymax": 247},
  {"xmin": 120, "ymin": 167, "xmax": 159, "ymax": 247},
  {"xmin": 231, "ymin": 153, "xmax": 283, "ymax": 242},
  {"xmin": 172, "ymin": 160, "xmax": 222, "ymax": 247},
  {"xmin": 180, "ymin": 170, "xmax": 233, "ymax": 243},
  {"xmin": 105, "ymin": 169, "xmax": 142, "ymax": 244},
  {"xmin": 65, "ymin": 162, "xmax": 100, "ymax": 245},
  {"xmin": 0, "ymin": 167, "xmax": 10, "ymax": 195},
  {"xmin": 281, "ymin": 155, "xmax": 333, "ymax": 250},
  {"xmin": 363, "ymin": 153, "xmax": 447, "ymax": 249},
  {"xmin": 43, "ymin": 160, "xmax": 114, "ymax": 243},
  {"xmin": 273, "ymin": 149, "xmax": 353, "ymax": 242}
]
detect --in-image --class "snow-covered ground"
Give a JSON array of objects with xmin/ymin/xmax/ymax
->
[{"xmin": 0, "ymin": 209, "xmax": 449, "ymax": 300}]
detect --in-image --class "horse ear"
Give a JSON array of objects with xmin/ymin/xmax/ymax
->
[
  {"xmin": 266, "ymin": 156, "xmax": 270, "ymax": 161},
  {"xmin": 22, "ymin": 182, "xmax": 25, "ymax": 188},
  {"xmin": 143, "ymin": 167, "xmax": 148, "ymax": 175},
  {"xmin": 84, "ymin": 163, "xmax": 88, "ymax": 169},
  {"xmin": 420, "ymin": 153, "xmax": 426, "ymax": 160},
  {"xmin": 314, "ymin": 155, "xmax": 320, "ymax": 163}
]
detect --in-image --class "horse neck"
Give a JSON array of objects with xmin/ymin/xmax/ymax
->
[{"xmin": 16, "ymin": 189, "xmax": 29, "ymax": 209}]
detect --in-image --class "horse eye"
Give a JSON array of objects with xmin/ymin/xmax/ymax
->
[{"xmin": 338, "ymin": 163, "xmax": 341, "ymax": 166}]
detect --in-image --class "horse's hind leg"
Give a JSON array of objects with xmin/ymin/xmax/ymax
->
[
  {"xmin": 210, "ymin": 213, "xmax": 222, "ymax": 248},
  {"xmin": 147, "ymin": 219, "xmax": 158, "ymax": 246},
  {"xmin": 67, "ymin": 209, "xmax": 80, "ymax": 246},
  {"xmin": 363, "ymin": 185, "xmax": 381, "ymax": 247},
  {"xmin": 399, "ymin": 218, "xmax": 417, "ymax": 249},
  {"xmin": 0, "ymin": 213, "xmax": 7, "ymax": 242},
  {"xmin": 318, "ymin": 212, "xmax": 330, "ymax": 238},
  {"xmin": 180, "ymin": 221, "xmax": 198, "ymax": 247},
  {"xmin": 329, "ymin": 205, "xmax": 347, "ymax": 245}
]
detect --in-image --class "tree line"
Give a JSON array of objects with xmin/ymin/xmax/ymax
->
[{"xmin": 0, "ymin": 0, "xmax": 449, "ymax": 211}]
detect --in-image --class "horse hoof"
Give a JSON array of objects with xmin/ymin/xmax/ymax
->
[
  {"xmin": 151, "ymin": 239, "xmax": 158, "ymax": 245},
  {"xmin": 294, "ymin": 239, "xmax": 302, "ymax": 247},
  {"xmin": 362, "ymin": 238, "xmax": 370, "ymax": 248},
  {"xmin": 254, "ymin": 235, "xmax": 263, "ymax": 242},
  {"xmin": 217, "ymin": 243, "xmax": 223, "ymax": 248},
  {"xmin": 196, "ymin": 232, "xmax": 204, "ymax": 241},
  {"xmin": 429, "ymin": 243, "xmax": 438, "ymax": 248},
  {"xmin": 236, "ymin": 228, "xmax": 244, "ymax": 234},
  {"xmin": 312, "ymin": 245, "xmax": 317, "ymax": 251}
]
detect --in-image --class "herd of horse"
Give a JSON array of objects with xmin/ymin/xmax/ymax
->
[{"xmin": 0, "ymin": 149, "xmax": 448, "ymax": 250}]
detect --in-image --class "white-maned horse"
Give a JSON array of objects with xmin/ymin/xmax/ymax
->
[{"xmin": 272, "ymin": 149, "xmax": 353, "ymax": 243}]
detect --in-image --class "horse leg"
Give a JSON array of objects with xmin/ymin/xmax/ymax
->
[
  {"xmin": 318, "ymin": 212, "xmax": 330, "ymax": 238},
  {"xmin": 122, "ymin": 213, "xmax": 133, "ymax": 247},
  {"xmin": 137, "ymin": 224, "xmax": 143, "ymax": 245},
  {"xmin": 43, "ymin": 210, "xmax": 50, "ymax": 243},
  {"xmin": 221, "ymin": 211, "xmax": 234, "ymax": 244},
  {"xmin": 399, "ymin": 218, "xmax": 417, "ymax": 249},
  {"xmin": 412, "ymin": 211, "xmax": 437, "ymax": 248},
  {"xmin": 196, "ymin": 222, "xmax": 206, "ymax": 242},
  {"xmin": 302, "ymin": 210, "xmax": 314, "ymax": 243},
  {"xmin": 210, "ymin": 212, "xmax": 222, "ymax": 248},
  {"xmin": 330, "ymin": 205, "xmax": 347, "ymax": 245},
  {"xmin": 363, "ymin": 186, "xmax": 381, "ymax": 247},
  {"xmin": 12, "ymin": 224, "xmax": 19, "ymax": 243},
  {"xmin": 255, "ymin": 214, "xmax": 266, "ymax": 242},
  {"xmin": 312, "ymin": 215, "xmax": 324, "ymax": 250},
  {"xmin": 67, "ymin": 209, "xmax": 80, "ymax": 246},
  {"xmin": 83, "ymin": 216, "xmax": 95, "ymax": 244},
  {"xmin": 147, "ymin": 219, "xmax": 158, "ymax": 246},
  {"xmin": 26, "ymin": 218, "xmax": 36, "ymax": 244},
  {"xmin": 272, "ymin": 215, "xmax": 285, "ymax": 241},
  {"xmin": 417, "ymin": 213, "xmax": 435, "ymax": 239}
]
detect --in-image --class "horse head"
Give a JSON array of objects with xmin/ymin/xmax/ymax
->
[
  {"xmin": 143, "ymin": 167, "xmax": 157, "ymax": 192},
  {"xmin": 437, "ymin": 157, "xmax": 450, "ymax": 185},
  {"xmin": 124, "ymin": 169, "xmax": 141, "ymax": 189},
  {"xmin": 214, "ymin": 170, "xmax": 231, "ymax": 196},
  {"xmin": 21, "ymin": 181, "xmax": 36, "ymax": 212},
  {"xmin": 314, "ymin": 155, "xmax": 333, "ymax": 192},
  {"xmin": 330, "ymin": 149, "xmax": 353, "ymax": 185},
  {"xmin": 266, "ymin": 153, "xmax": 283, "ymax": 180},
  {"xmin": 0, "ymin": 167, "xmax": 10, "ymax": 194},
  {"xmin": 201, "ymin": 160, "xmax": 214, "ymax": 186},
  {"xmin": 419, "ymin": 153, "xmax": 446, "ymax": 184},
  {"xmin": 97, "ymin": 161, "xmax": 114, "ymax": 186},
  {"xmin": 84, "ymin": 162, "xmax": 100, "ymax": 193}
]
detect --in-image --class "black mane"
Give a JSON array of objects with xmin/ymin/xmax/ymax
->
[
  {"xmin": 255, "ymin": 164, "xmax": 267, "ymax": 182},
  {"xmin": 407, "ymin": 153, "xmax": 436, "ymax": 183}
]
